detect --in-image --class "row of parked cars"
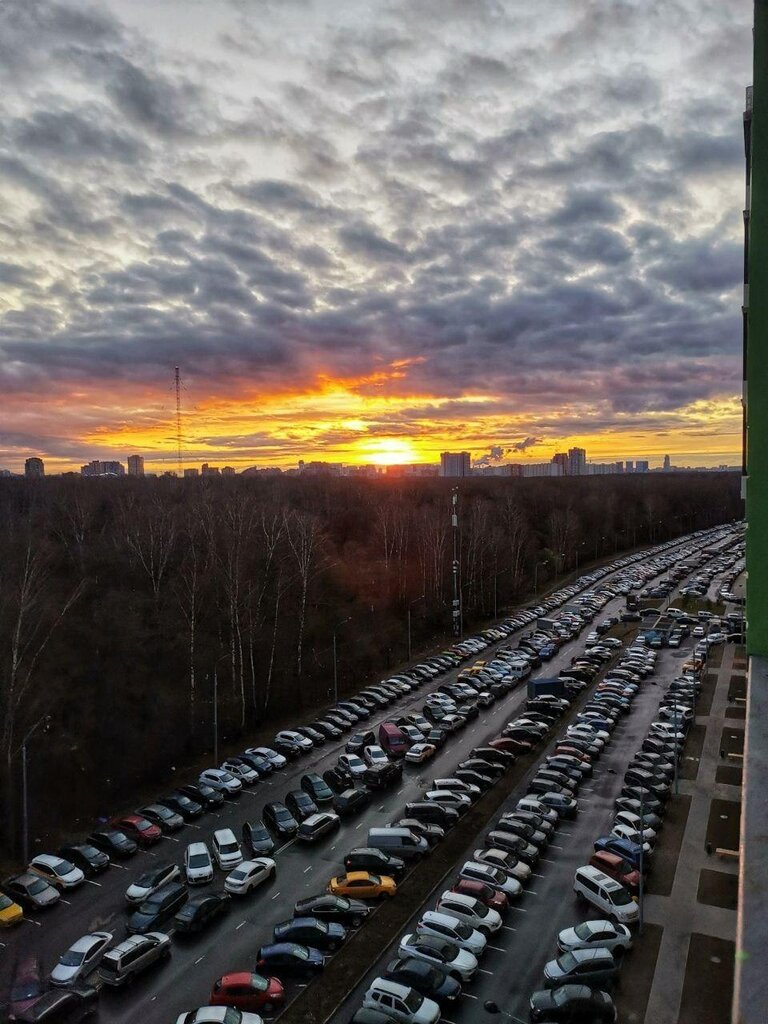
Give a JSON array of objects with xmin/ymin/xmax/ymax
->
[{"xmin": 3, "ymin": 529, "xmax": 735, "ymax": 1023}]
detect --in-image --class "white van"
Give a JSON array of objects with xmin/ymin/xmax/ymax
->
[{"xmin": 573, "ymin": 865, "xmax": 639, "ymax": 924}]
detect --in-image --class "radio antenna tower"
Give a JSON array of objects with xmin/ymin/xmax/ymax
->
[{"xmin": 174, "ymin": 366, "xmax": 183, "ymax": 476}]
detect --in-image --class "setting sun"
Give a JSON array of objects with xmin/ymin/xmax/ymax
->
[{"xmin": 362, "ymin": 438, "xmax": 421, "ymax": 465}]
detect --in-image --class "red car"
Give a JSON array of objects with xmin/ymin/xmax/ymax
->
[
  {"xmin": 553, "ymin": 745, "xmax": 593, "ymax": 764},
  {"xmin": 489, "ymin": 737, "xmax": 532, "ymax": 755},
  {"xmin": 589, "ymin": 851, "xmax": 642, "ymax": 894},
  {"xmin": 111, "ymin": 814, "xmax": 162, "ymax": 846},
  {"xmin": 210, "ymin": 972, "xmax": 285, "ymax": 1012},
  {"xmin": 450, "ymin": 878, "xmax": 508, "ymax": 913}
]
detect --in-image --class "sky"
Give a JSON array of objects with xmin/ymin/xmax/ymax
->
[{"xmin": 0, "ymin": 0, "xmax": 752, "ymax": 473}]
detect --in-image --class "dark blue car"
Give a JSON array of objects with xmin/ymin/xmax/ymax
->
[
  {"xmin": 255, "ymin": 942, "xmax": 325, "ymax": 975},
  {"xmin": 273, "ymin": 916, "xmax": 347, "ymax": 951},
  {"xmin": 594, "ymin": 836, "xmax": 646, "ymax": 872}
]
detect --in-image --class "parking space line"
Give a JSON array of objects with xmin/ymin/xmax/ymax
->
[
  {"xmin": 510, "ymin": 906, "xmax": 528, "ymax": 913},
  {"xmin": 355, "ymin": 822, "xmax": 364, "ymax": 829},
  {"xmin": 236, "ymin": 920, "xmax": 247, "ymax": 929},
  {"xmin": 486, "ymin": 944, "xmax": 506, "ymax": 952},
  {"xmin": 463, "ymin": 993, "xmax": 479, "ymax": 1000},
  {"xmin": 85, "ymin": 879, "xmax": 102, "ymax": 887},
  {"xmin": 271, "ymin": 891, "xmax": 281, "ymax": 900},
  {"xmin": 549, "ymin": 844, "xmax": 564, "ymax": 851},
  {"xmin": 110, "ymin": 863, "xmax": 126, "ymax": 870},
  {"xmin": 194, "ymin": 955, "xmax": 205, "ymax": 964},
  {"xmin": 501, "ymin": 925, "xmax": 517, "ymax": 933},
  {"xmin": 303, "ymin": 866, "xmax": 312, "ymax": 873},
  {"xmin": 23, "ymin": 918, "xmax": 42, "ymax": 927},
  {"xmin": 557, "ymin": 831, "xmax": 573, "ymax": 836},
  {"xmin": 477, "ymin": 968, "xmax": 494, "ymax": 975},
  {"xmin": 165, "ymin": 836, "xmax": 180, "ymax": 843},
  {"xmin": 146, "ymin": 850, "xmax": 158, "ymax": 857},
  {"xmin": 526, "ymin": 890, "xmax": 539, "ymax": 895},
  {"xmin": 532, "ymin": 872, "xmax": 546, "ymax": 879},
  {"xmin": 60, "ymin": 899, "xmax": 71, "ymax": 905}
]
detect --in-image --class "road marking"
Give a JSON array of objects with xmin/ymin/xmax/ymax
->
[
  {"xmin": 23, "ymin": 918, "xmax": 42, "ymax": 927},
  {"xmin": 236, "ymin": 920, "xmax": 247, "ymax": 930},
  {"xmin": 271, "ymin": 891, "xmax": 281, "ymax": 900},
  {"xmin": 526, "ymin": 890, "xmax": 539, "ymax": 895},
  {"xmin": 194, "ymin": 955, "xmax": 205, "ymax": 964},
  {"xmin": 549, "ymin": 844, "xmax": 564, "ymax": 851},
  {"xmin": 355, "ymin": 823, "xmax": 364, "ymax": 829},
  {"xmin": 396, "ymin": 788, "xmax": 404, "ymax": 795},
  {"xmin": 501, "ymin": 925, "xmax": 517, "ymax": 933},
  {"xmin": 165, "ymin": 836, "xmax": 180, "ymax": 843},
  {"xmin": 487, "ymin": 944, "xmax": 506, "ymax": 952},
  {"xmin": 146, "ymin": 851, "xmax": 158, "ymax": 857},
  {"xmin": 477, "ymin": 968, "xmax": 493, "ymax": 976},
  {"xmin": 189, "ymin": 823, "xmax": 202, "ymax": 830},
  {"xmin": 557, "ymin": 831, "xmax": 573, "ymax": 837},
  {"xmin": 110, "ymin": 863, "xmax": 126, "ymax": 870},
  {"xmin": 85, "ymin": 879, "xmax": 102, "ymax": 887},
  {"xmin": 275, "ymin": 840, "xmax": 295, "ymax": 855},
  {"xmin": 60, "ymin": 899, "xmax": 71, "ymax": 905},
  {"xmin": 463, "ymin": 993, "xmax": 479, "ymax": 1000},
  {"xmin": 378, "ymin": 805, "xmax": 385, "ymax": 812},
  {"xmin": 510, "ymin": 905, "xmax": 528, "ymax": 912},
  {"xmin": 303, "ymin": 866, "xmax": 312, "ymax": 874}
]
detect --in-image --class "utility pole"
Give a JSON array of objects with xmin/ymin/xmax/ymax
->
[
  {"xmin": 534, "ymin": 559, "xmax": 549, "ymax": 596},
  {"xmin": 451, "ymin": 488, "xmax": 461, "ymax": 637},
  {"xmin": 174, "ymin": 366, "xmax": 183, "ymax": 476}
]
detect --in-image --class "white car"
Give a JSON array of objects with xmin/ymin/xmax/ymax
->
[
  {"xmin": 424, "ymin": 790, "xmax": 472, "ymax": 812},
  {"xmin": 432, "ymin": 778, "xmax": 481, "ymax": 800},
  {"xmin": 416, "ymin": 910, "xmax": 487, "ymax": 957},
  {"xmin": 363, "ymin": 978, "xmax": 440, "ymax": 1024},
  {"xmin": 398, "ymin": 933, "xmax": 478, "ymax": 982},
  {"xmin": 175, "ymin": 1010, "xmax": 263, "ymax": 1024},
  {"xmin": 184, "ymin": 842, "xmax": 214, "ymax": 885},
  {"xmin": 246, "ymin": 746, "xmax": 287, "ymax": 770},
  {"xmin": 364, "ymin": 745, "xmax": 389, "ymax": 767},
  {"xmin": 50, "ymin": 931, "xmax": 112, "ymax": 986},
  {"xmin": 125, "ymin": 862, "xmax": 181, "ymax": 904},
  {"xmin": 199, "ymin": 768, "xmax": 243, "ymax": 795},
  {"xmin": 212, "ymin": 828, "xmax": 243, "ymax": 870},
  {"xmin": 458, "ymin": 861, "xmax": 523, "ymax": 899},
  {"xmin": 614, "ymin": 811, "xmax": 658, "ymax": 839},
  {"xmin": 28, "ymin": 855, "xmax": 85, "ymax": 890},
  {"xmin": 516, "ymin": 797, "xmax": 559, "ymax": 824},
  {"xmin": 221, "ymin": 759, "xmax": 259, "ymax": 785},
  {"xmin": 224, "ymin": 858, "xmax": 276, "ymax": 895},
  {"xmin": 436, "ymin": 891, "xmax": 502, "ymax": 934},
  {"xmin": 692, "ymin": 625, "xmax": 705, "ymax": 637},
  {"xmin": 611, "ymin": 824, "xmax": 653, "ymax": 853},
  {"xmin": 338, "ymin": 754, "xmax": 367, "ymax": 777},
  {"xmin": 473, "ymin": 848, "xmax": 531, "ymax": 883},
  {"xmin": 276, "ymin": 730, "xmax": 313, "ymax": 751},
  {"xmin": 557, "ymin": 919, "xmax": 633, "ymax": 954},
  {"xmin": 648, "ymin": 722, "xmax": 686, "ymax": 742}
]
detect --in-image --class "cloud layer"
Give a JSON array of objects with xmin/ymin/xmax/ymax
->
[{"xmin": 0, "ymin": 0, "xmax": 751, "ymax": 470}]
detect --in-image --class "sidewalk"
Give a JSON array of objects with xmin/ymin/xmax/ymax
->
[{"xmin": 639, "ymin": 640, "xmax": 742, "ymax": 1024}]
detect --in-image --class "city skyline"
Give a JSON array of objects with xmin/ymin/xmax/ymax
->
[{"xmin": 0, "ymin": 1, "xmax": 750, "ymax": 474}]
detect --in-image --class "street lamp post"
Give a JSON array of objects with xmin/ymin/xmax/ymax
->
[
  {"xmin": 574, "ymin": 540, "xmax": 586, "ymax": 572},
  {"xmin": 21, "ymin": 715, "xmax": 51, "ymax": 864},
  {"xmin": 534, "ymin": 559, "xmax": 549, "ymax": 596},
  {"xmin": 333, "ymin": 617, "xmax": 352, "ymax": 704},
  {"xmin": 407, "ymin": 595, "xmax": 425, "ymax": 662}
]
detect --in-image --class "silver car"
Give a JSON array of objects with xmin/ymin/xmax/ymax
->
[{"xmin": 50, "ymin": 931, "xmax": 112, "ymax": 986}]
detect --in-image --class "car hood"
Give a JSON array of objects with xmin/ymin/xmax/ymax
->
[{"xmin": 126, "ymin": 883, "xmax": 153, "ymax": 902}]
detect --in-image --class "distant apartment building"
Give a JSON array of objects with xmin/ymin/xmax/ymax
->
[
  {"xmin": 625, "ymin": 460, "xmax": 634, "ymax": 473},
  {"xmin": 568, "ymin": 447, "xmax": 587, "ymax": 476},
  {"xmin": 439, "ymin": 452, "xmax": 471, "ymax": 477},
  {"xmin": 552, "ymin": 452, "xmax": 569, "ymax": 473},
  {"xmin": 201, "ymin": 463, "xmax": 220, "ymax": 476},
  {"xmin": 127, "ymin": 455, "xmax": 145, "ymax": 477},
  {"xmin": 81, "ymin": 460, "xmax": 125, "ymax": 477},
  {"xmin": 183, "ymin": 468, "xmax": 199, "ymax": 478},
  {"xmin": 24, "ymin": 457, "xmax": 45, "ymax": 478},
  {"xmin": 635, "ymin": 460, "xmax": 649, "ymax": 473},
  {"xmin": 663, "ymin": 454, "xmax": 671, "ymax": 471},
  {"xmin": 221, "ymin": 466, "xmax": 236, "ymax": 476}
]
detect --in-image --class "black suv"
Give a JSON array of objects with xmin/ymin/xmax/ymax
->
[
  {"xmin": 263, "ymin": 801, "xmax": 299, "ymax": 838},
  {"xmin": 362, "ymin": 762, "xmax": 403, "ymax": 790},
  {"xmin": 344, "ymin": 848, "xmax": 406, "ymax": 880},
  {"xmin": 126, "ymin": 882, "xmax": 188, "ymax": 934}
]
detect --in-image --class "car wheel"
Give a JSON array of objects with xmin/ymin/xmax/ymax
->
[{"xmin": 263, "ymin": 1003, "xmax": 274, "ymax": 1013}]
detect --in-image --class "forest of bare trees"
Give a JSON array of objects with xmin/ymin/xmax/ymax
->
[{"xmin": 0, "ymin": 471, "xmax": 740, "ymax": 857}]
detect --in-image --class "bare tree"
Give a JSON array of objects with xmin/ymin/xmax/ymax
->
[{"xmin": 284, "ymin": 510, "xmax": 319, "ymax": 683}]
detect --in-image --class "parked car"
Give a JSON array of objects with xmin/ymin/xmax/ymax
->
[
  {"xmin": 255, "ymin": 943, "xmax": 325, "ymax": 976},
  {"xmin": 50, "ymin": 931, "xmax": 112, "ymax": 987},
  {"xmin": 274, "ymin": 916, "xmax": 347, "ymax": 952},
  {"xmin": 543, "ymin": 947, "xmax": 619, "ymax": 989},
  {"xmin": 99, "ymin": 932, "xmax": 172, "ymax": 987},
  {"xmin": 529, "ymin": 984, "xmax": 617, "ymax": 1023},
  {"xmin": 173, "ymin": 892, "xmax": 231, "ymax": 934},
  {"xmin": 212, "ymin": 829, "xmax": 244, "ymax": 870},
  {"xmin": 28, "ymin": 855, "xmax": 84, "ymax": 890},
  {"xmin": 184, "ymin": 843, "xmax": 214, "ymax": 886},
  {"xmin": 263, "ymin": 801, "xmax": 299, "ymax": 838},
  {"xmin": 86, "ymin": 829, "xmax": 138, "ymax": 859},
  {"xmin": 126, "ymin": 882, "xmax": 188, "ymax": 934},
  {"xmin": 557, "ymin": 920, "xmax": 632, "ymax": 955},
  {"xmin": 210, "ymin": 973, "xmax": 285, "ymax": 1014},
  {"xmin": 126, "ymin": 862, "xmax": 182, "ymax": 904},
  {"xmin": 224, "ymin": 859, "xmax": 276, "ymax": 896},
  {"xmin": 3, "ymin": 873, "xmax": 60, "ymax": 911},
  {"xmin": 242, "ymin": 821, "xmax": 275, "ymax": 856},
  {"xmin": 57, "ymin": 844, "xmax": 110, "ymax": 877},
  {"xmin": 137, "ymin": 803, "xmax": 184, "ymax": 832},
  {"xmin": 362, "ymin": 978, "xmax": 440, "ymax": 1024},
  {"xmin": 297, "ymin": 812, "xmax": 341, "ymax": 843}
]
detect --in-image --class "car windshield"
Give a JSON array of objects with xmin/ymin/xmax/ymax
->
[
  {"xmin": 11, "ymin": 981, "xmax": 43, "ymax": 1000},
  {"xmin": 188, "ymin": 854, "xmax": 209, "ymax": 868},
  {"xmin": 288, "ymin": 945, "xmax": 309, "ymax": 960},
  {"xmin": 229, "ymin": 869, "xmax": 247, "ymax": 881},
  {"xmin": 60, "ymin": 949, "xmax": 86, "ymax": 967},
  {"xmin": 27, "ymin": 878, "xmax": 48, "ymax": 895},
  {"xmin": 275, "ymin": 808, "xmax": 292, "ymax": 821},
  {"xmin": 404, "ymin": 991, "xmax": 423, "ymax": 1012},
  {"xmin": 557, "ymin": 952, "xmax": 578, "ymax": 971},
  {"xmin": 220, "ymin": 841, "xmax": 239, "ymax": 853},
  {"xmin": 136, "ymin": 819, "xmax": 153, "ymax": 832}
]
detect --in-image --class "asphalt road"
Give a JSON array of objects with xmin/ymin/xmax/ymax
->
[{"xmin": 0, "ymin": 526, "xmax": 738, "ymax": 1023}]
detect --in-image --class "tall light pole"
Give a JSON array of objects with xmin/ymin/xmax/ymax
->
[
  {"xmin": 333, "ymin": 617, "xmax": 352, "ymax": 704},
  {"xmin": 451, "ymin": 488, "xmax": 462, "ymax": 637},
  {"xmin": 21, "ymin": 715, "xmax": 51, "ymax": 864},
  {"xmin": 534, "ymin": 559, "xmax": 549, "ymax": 596},
  {"xmin": 407, "ymin": 595, "xmax": 425, "ymax": 662},
  {"xmin": 574, "ymin": 540, "xmax": 586, "ymax": 572}
]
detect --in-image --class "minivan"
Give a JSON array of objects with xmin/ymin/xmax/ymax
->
[
  {"xmin": 573, "ymin": 865, "xmax": 639, "ymax": 924},
  {"xmin": 367, "ymin": 827, "xmax": 428, "ymax": 861},
  {"xmin": 379, "ymin": 722, "xmax": 411, "ymax": 758},
  {"xmin": 99, "ymin": 931, "xmax": 172, "ymax": 986}
]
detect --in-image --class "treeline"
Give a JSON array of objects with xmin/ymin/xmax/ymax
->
[{"xmin": 0, "ymin": 471, "xmax": 740, "ymax": 855}]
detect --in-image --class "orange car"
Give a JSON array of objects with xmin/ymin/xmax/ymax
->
[
  {"xmin": 0, "ymin": 894, "xmax": 23, "ymax": 927},
  {"xmin": 327, "ymin": 871, "xmax": 397, "ymax": 899}
]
